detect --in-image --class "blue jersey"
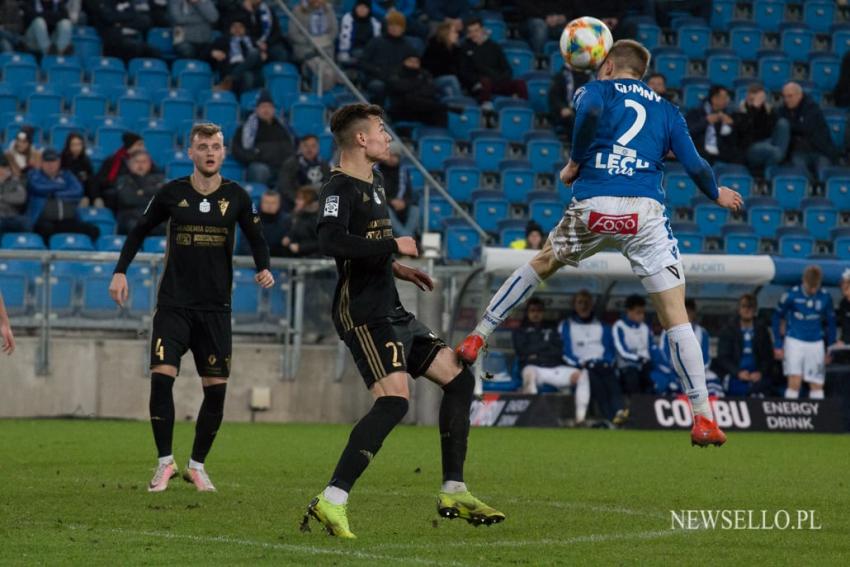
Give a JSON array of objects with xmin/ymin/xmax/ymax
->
[
  {"xmin": 772, "ymin": 285, "xmax": 836, "ymax": 346},
  {"xmin": 569, "ymin": 78, "xmax": 719, "ymax": 204}
]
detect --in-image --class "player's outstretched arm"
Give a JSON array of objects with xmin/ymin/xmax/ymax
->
[
  {"xmin": 392, "ymin": 261, "xmax": 434, "ymax": 291},
  {"xmin": 236, "ymin": 189, "xmax": 274, "ymax": 288},
  {"xmin": 317, "ymin": 223, "xmax": 415, "ymax": 259},
  {"xmin": 0, "ymin": 291, "xmax": 15, "ymax": 355}
]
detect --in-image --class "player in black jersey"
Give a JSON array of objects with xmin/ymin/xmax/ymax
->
[
  {"xmin": 300, "ymin": 104, "xmax": 504, "ymax": 539},
  {"xmin": 108, "ymin": 123, "xmax": 273, "ymax": 493}
]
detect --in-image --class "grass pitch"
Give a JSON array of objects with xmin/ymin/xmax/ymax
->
[{"xmin": 1, "ymin": 420, "xmax": 848, "ymax": 566}]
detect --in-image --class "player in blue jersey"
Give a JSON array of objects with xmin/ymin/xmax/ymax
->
[
  {"xmin": 772, "ymin": 265, "xmax": 837, "ymax": 400},
  {"xmin": 457, "ymin": 40, "xmax": 743, "ymax": 446}
]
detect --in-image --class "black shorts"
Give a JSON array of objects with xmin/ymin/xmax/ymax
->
[
  {"xmin": 150, "ymin": 307, "xmax": 232, "ymax": 378},
  {"xmin": 343, "ymin": 316, "xmax": 446, "ymax": 388}
]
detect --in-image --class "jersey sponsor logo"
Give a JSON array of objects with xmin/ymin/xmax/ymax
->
[
  {"xmin": 666, "ymin": 265, "xmax": 681, "ymax": 279},
  {"xmin": 251, "ymin": 202, "xmax": 257, "ymax": 214},
  {"xmin": 177, "ymin": 199, "xmax": 189, "ymax": 208},
  {"xmin": 593, "ymin": 152, "xmax": 650, "ymax": 176},
  {"xmin": 323, "ymin": 195, "xmax": 339, "ymax": 217},
  {"xmin": 218, "ymin": 198, "xmax": 229, "ymax": 216},
  {"xmin": 588, "ymin": 211, "xmax": 638, "ymax": 235},
  {"xmin": 362, "ymin": 192, "xmax": 370, "ymax": 202},
  {"xmin": 374, "ymin": 187, "xmax": 383, "ymax": 204},
  {"xmin": 199, "ymin": 198, "xmax": 211, "ymax": 213}
]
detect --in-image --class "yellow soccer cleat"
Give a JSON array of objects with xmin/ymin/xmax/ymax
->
[
  {"xmin": 437, "ymin": 491, "xmax": 506, "ymax": 526},
  {"xmin": 300, "ymin": 494, "xmax": 356, "ymax": 539}
]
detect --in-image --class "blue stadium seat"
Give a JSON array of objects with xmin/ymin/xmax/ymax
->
[
  {"xmin": 128, "ymin": 58, "xmax": 167, "ymax": 76},
  {"xmin": 653, "ymin": 51, "xmax": 687, "ymax": 88},
  {"xmin": 72, "ymin": 34, "xmax": 101, "ymax": 58},
  {"xmin": 318, "ymin": 130, "xmax": 334, "ymax": 161},
  {"xmin": 447, "ymin": 105, "xmax": 480, "ymax": 142},
  {"xmin": 3, "ymin": 59, "xmax": 37, "ymax": 84},
  {"xmin": 780, "ymin": 27, "xmax": 814, "ymax": 62},
  {"xmin": 0, "ymin": 261, "xmax": 29, "ymax": 314},
  {"xmin": 497, "ymin": 219, "xmax": 527, "ymax": 247},
  {"xmin": 778, "ymin": 227, "xmax": 814, "ymax": 258},
  {"xmin": 548, "ymin": 50, "xmax": 564, "ymax": 74},
  {"xmin": 694, "ymin": 204, "xmax": 729, "ymax": 236},
  {"xmin": 267, "ymin": 274, "xmax": 289, "ymax": 320},
  {"xmin": 501, "ymin": 166, "xmax": 535, "ymax": 204},
  {"xmin": 126, "ymin": 264, "xmax": 154, "ymax": 314},
  {"xmin": 81, "ymin": 263, "xmax": 119, "ymax": 316},
  {"xmin": 160, "ymin": 91, "xmax": 196, "ymax": 125},
  {"xmin": 165, "ymin": 157, "xmax": 193, "ymax": 180},
  {"xmin": 729, "ymin": 25, "xmax": 762, "ymax": 61},
  {"xmin": 832, "ymin": 228, "xmax": 850, "ymax": 259},
  {"xmin": 134, "ymin": 67, "xmax": 169, "ymax": 93},
  {"xmin": 1, "ymin": 232, "xmax": 45, "ymax": 250},
  {"xmin": 178, "ymin": 68, "xmax": 213, "ymax": 95},
  {"xmin": 43, "ymin": 55, "xmax": 82, "ymax": 85},
  {"xmin": 677, "ymin": 25, "xmax": 711, "ymax": 59},
  {"xmin": 825, "ymin": 176, "xmax": 850, "ymax": 210},
  {"xmin": 758, "ymin": 55, "xmax": 791, "ymax": 91},
  {"xmin": 637, "ymin": 23, "xmax": 661, "ymax": 49},
  {"xmin": 203, "ymin": 92, "xmax": 239, "ymax": 125},
  {"xmin": 425, "ymin": 196, "xmax": 453, "ymax": 231},
  {"xmin": 802, "ymin": 198, "xmax": 837, "ymax": 240},
  {"xmin": 483, "ymin": 19, "xmax": 506, "ymax": 43},
  {"xmin": 27, "ymin": 86, "xmax": 63, "ymax": 118},
  {"xmin": 682, "ymin": 79, "xmax": 710, "ymax": 109},
  {"xmin": 0, "ymin": 89, "xmax": 17, "ymax": 117},
  {"xmin": 834, "ymin": 27, "xmax": 850, "ymax": 59},
  {"xmin": 117, "ymin": 89, "xmax": 153, "ymax": 124},
  {"xmin": 72, "ymin": 88, "xmax": 108, "ymax": 128},
  {"xmin": 804, "ymin": 0, "xmax": 835, "ymax": 34},
  {"xmin": 748, "ymin": 198, "xmax": 783, "ymax": 237},
  {"xmin": 140, "ymin": 125, "xmax": 176, "ymax": 166},
  {"xmin": 221, "ymin": 160, "xmax": 244, "ymax": 181},
  {"xmin": 232, "ymin": 268, "xmax": 261, "ymax": 318},
  {"xmin": 526, "ymin": 138, "xmax": 562, "ymax": 175},
  {"xmin": 823, "ymin": 109, "xmax": 847, "ymax": 151},
  {"xmin": 49, "ymin": 115, "xmax": 84, "ymax": 147},
  {"xmin": 529, "ymin": 197, "xmax": 562, "ymax": 232},
  {"xmin": 78, "ymin": 207, "xmax": 116, "ymax": 237},
  {"xmin": 96, "ymin": 235, "xmax": 126, "ymax": 251},
  {"xmin": 43, "ymin": 266, "xmax": 76, "ymax": 313},
  {"xmin": 95, "ymin": 118, "xmax": 129, "ymax": 154},
  {"xmin": 504, "ymin": 48, "xmax": 534, "ymax": 76},
  {"xmin": 84, "ymin": 55, "xmax": 123, "ymax": 72},
  {"xmin": 710, "ymin": 0, "xmax": 736, "ymax": 30},
  {"xmin": 143, "ymin": 236, "xmax": 167, "ymax": 253},
  {"xmin": 173, "ymin": 58, "xmax": 211, "ymax": 78},
  {"xmin": 445, "ymin": 165, "xmax": 480, "ymax": 202},
  {"xmin": 717, "ymin": 173, "xmax": 753, "ymax": 199},
  {"xmin": 473, "ymin": 137, "xmax": 507, "ymax": 172},
  {"xmin": 810, "ymin": 54, "xmax": 841, "ymax": 91},
  {"xmin": 289, "ymin": 101, "xmax": 325, "ymax": 138},
  {"xmin": 472, "ymin": 191, "xmax": 509, "ymax": 233},
  {"xmin": 706, "ymin": 54, "xmax": 741, "ymax": 88},
  {"xmin": 3, "ymin": 117, "xmax": 41, "ymax": 146},
  {"xmin": 724, "ymin": 226, "xmax": 759, "ymax": 255},
  {"xmin": 753, "ymin": 0, "xmax": 785, "ymax": 32},
  {"xmin": 0, "ymin": 52, "xmax": 35, "ymax": 67},
  {"xmin": 664, "ymin": 172, "xmax": 697, "ymax": 208},
  {"xmin": 444, "ymin": 219, "xmax": 480, "ymax": 261},
  {"xmin": 49, "ymin": 233, "xmax": 94, "ymax": 251},
  {"xmin": 91, "ymin": 67, "xmax": 127, "ymax": 101},
  {"xmin": 499, "ymin": 107, "xmax": 533, "ymax": 142},
  {"xmin": 146, "ymin": 28, "xmax": 175, "ymax": 58},
  {"xmin": 418, "ymin": 135, "xmax": 454, "ymax": 171},
  {"xmin": 771, "ymin": 173, "xmax": 808, "ymax": 209},
  {"xmin": 677, "ymin": 231, "xmax": 704, "ymax": 254}
]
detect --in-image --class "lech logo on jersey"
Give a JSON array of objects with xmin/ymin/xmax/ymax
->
[
  {"xmin": 218, "ymin": 198, "xmax": 229, "ymax": 216},
  {"xmin": 200, "ymin": 198, "xmax": 211, "ymax": 213}
]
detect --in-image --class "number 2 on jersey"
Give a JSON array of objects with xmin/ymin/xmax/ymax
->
[{"xmin": 617, "ymin": 100, "xmax": 646, "ymax": 147}]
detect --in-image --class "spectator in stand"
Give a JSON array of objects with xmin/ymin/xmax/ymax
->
[
  {"xmin": 276, "ymin": 134, "xmax": 331, "ymax": 210},
  {"xmin": 549, "ymin": 67, "xmax": 590, "ymax": 139},
  {"xmin": 612, "ymin": 295, "xmax": 655, "ymax": 397},
  {"xmin": 210, "ymin": 16, "xmax": 264, "ymax": 93},
  {"xmin": 289, "ymin": 0, "xmax": 338, "ymax": 90},
  {"xmin": 519, "ymin": 3, "xmax": 566, "ymax": 54},
  {"xmin": 778, "ymin": 82, "xmax": 839, "ymax": 178},
  {"xmin": 224, "ymin": 0, "xmax": 290, "ymax": 62},
  {"xmin": 713, "ymin": 293, "xmax": 774, "ymax": 397},
  {"xmin": 113, "ymin": 150, "xmax": 165, "ymax": 234},
  {"xmin": 0, "ymin": 2, "xmax": 24, "ymax": 52},
  {"xmin": 459, "ymin": 17, "xmax": 528, "ymax": 105},
  {"xmin": 94, "ymin": 132, "xmax": 145, "ymax": 210},
  {"xmin": 837, "ymin": 269, "xmax": 850, "ymax": 344},
  {"xmin": 0, "ymin": 155, "xmax": 29, "ymax": 234},
  {"xmin": 338, "ymin": 1, "xmax": 380, "ymax": 66},
  {"xmin": 85, "ymin": 0, "xmax": 161, "ymax": 61},
  {"xmin": 835, "ymin": 52, "xmax": 850, "ymax": 108},
  {"xmin": 168, "ymin": 0, "xmax": 219, "ymax": 60},
  {"xmin": 60, "ymin": 133, "xmax": 96, "ymax": 207},
  {"xmin": 5, "ymin": 126, "xmax": 42, "ymax": 179},
  {"xmin": 686, "ymin": 85, "xmax": 739, "ymax": 165},
  {"xmin": 359, "ymin": 10, "xmax": 418, "ymax": 104},
  {"xmin": 26, "ymin": 148, "xmax": 98, "ymax": 242},
  {"xmin": 772, "ymin": 265, "xmax": 836, "ymax": 400},
  {"xmin": 734, "ymin": 82, "xmax": 790, "ymax": 174},
  {"xmin": 646, "ymin": 72, "xmax": 677, "ymax": 105},
  {"xmin": 282, "ymin": 186, "xmax": 320, "ymax": 257},
  {"xmin": 387, "ymin": 54, "xmax": 459, "ymax": 127},
  {"xmin": 516, "ymin": 297, "xmax": 591, "ymax": 424},
  {"xmin": 22, "ymin": 0, "xmax": 73, "ymax": 56},
  {"xmin": 380, "ymin": 142, "xmax": 418, "ymax": 237},
  {"xmin": 370, "ymin": 0, "xmax": 425, "ymax": 39},
  {"xmin": 231, "ymin": 90, "xmax": 295, "ymax": 186},
  {"xmin": 150, "ymin": 0, "xmax": 170, "ymax": 27},
  {"xmin": 560, "ymin": 290, "xmax": 626, "ymax": 425},
  {"xmin": 239, "ymin": 189, "xmax": 288, "ymax": 257},
  {"xmin": 509, "ymin": 221, "xmax": 544, "ymax": 250},
  {"xmin": 422, "ymin": 21, "xmax": 464, "ymax": 99}
]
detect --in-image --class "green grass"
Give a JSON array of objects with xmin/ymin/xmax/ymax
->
[{"xmin": 1, "ymin": 420, "xmax": 848, "ymax": 566}]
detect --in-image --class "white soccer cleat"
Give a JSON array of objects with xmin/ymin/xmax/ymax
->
[
  {"xmin": 148, "ymin": 460, "xmax": 178, "ymax": 492},
  {"xmin": 182, "ymin": 466, "xmax": 217, "ymax": 492}
]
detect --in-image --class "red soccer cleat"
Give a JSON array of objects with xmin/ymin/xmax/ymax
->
[
  {"xmin": 691, "ymin": 415, "xmax": 727, "ymax": 447},
  {"xmin": 455, "ymin": 334, "xmax": 486, "ymax": 365}
]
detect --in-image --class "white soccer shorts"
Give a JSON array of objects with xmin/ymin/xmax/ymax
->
[
  {"xmin": 783, "ymin": 336, "xmax": 826, "ymax": 385},
  {"xmin": 525, "ymin": 365, "xmax": 581, "ymax": 389},
  {"xmin": 549, "ymin": 196, "xmax": 684, "ymax": 291}
]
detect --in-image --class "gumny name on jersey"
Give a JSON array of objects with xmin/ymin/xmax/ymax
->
[{"xmin": 613, "ymin": 82, "xmax": 662, "ymax": 103}]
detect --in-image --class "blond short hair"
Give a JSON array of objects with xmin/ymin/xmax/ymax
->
[
  {"xmin": 189, "ymin": 123, "xmax": 223, "ymax": 145},
  {"xmin": 606, "ymin": 39, "xmax": 651, "ymax": 78}
]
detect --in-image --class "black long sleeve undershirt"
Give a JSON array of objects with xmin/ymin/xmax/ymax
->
[{"xmin": 317, "ymin": 223, "xmax": 398, "ymax": 259}]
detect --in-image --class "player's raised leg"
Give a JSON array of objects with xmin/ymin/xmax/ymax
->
[
  {"xmin": 424, "ymin": 348, "xmax": 505, "ymax": 526},
  {"xmin": 148, "ymin": 363, "xmax": 178, "ymax": 492}
]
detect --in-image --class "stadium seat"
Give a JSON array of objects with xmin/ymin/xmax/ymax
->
[
  {"xmin": 0, "ymin": 262, "xmax": 29, "ymax": 315},
  {"xmin": 95, "ymin": 118, "xmax": 129, "ymax": 154},
  {"xmin": 117, "ymin": 89, "xmax": 153, "ymax": 124},
  {"xmin": 809, "ymin": 54, "xmax": 840, "ymax": 91},
  {"xmin": 289, "ymin": 101, "xmax": 325, "ymax": 138},
  {"xmin": 780, "ymin": 27, "xmax": 814, "ymax": 63},
  {"xmin": 232, "ymin": 268, "xmax": 261, "ymax": 319},
  {"xmin": 91, "ymin": 67, "xmax": 127, "ymax": 101},
  {"xmin": 49, "ymin": 233, "xmax": 94, "ymax": 251},
  {"xmin": 529, "ymin": 197, "xmax": 563, "ymax": 232},
  {"xmin": 267, "ymin": 275, "xmax": 289, "ymax": 321},
  {"xmin": 526, "ymin": 138, "xmax": 562, "ymax": 174},
  {"xmin": 445, "ymin": 165, "xmax": 480, "ymax": 203},
  {"xmin": 758, "ymin": 55, "xmax": 791, "ymax": 92},
  {"xmin": 178, "ymin": 68, "xmax": 213, "ymax": 95},
  {"xmin": 134, "ymin": 67, "xmax": 169, "ymax": 93},
  {"xmin": 706, "ymin": 54, "xmax": 741, "ymax": 88},
  {"xmin": 443, "ymin": 219, "xmax": 480, "ymax": 261},
  {"xmin": 425, "ymin": 196, "xmax": 453, "ymax": 231},
  {"xmin": 681, "ymin": 79, "xmax": 710, "ymax": 109},
  {"xmin": 498, "ymin": 107, "xmax": 533, "ymax": 143},
  {"xmin": 221, "ymin": 160, "xmax": 244, "ymax": 181},
  {"xmin": 833, "ymin": 229, "xmax": 850, "ymax": 259},
  {"xmin": 167, "ymin": 157, "xmax": 193, "ymax": 179},
  {"xmin": 694, "ymin": 204, "xmax": 729, "ymax": 236},
  {"xmin": 1, "ymin": 232, "xmax": 45, "ymax": 250},
  {"xmin": 472, "ymin": 191, "xmax": 509, "ymax": 233},
  {"xmin": 127, "ymin": 264, "xmax": 154, "ymax": 314},
  {"xmin": 44, "ymin": 55, "xmax": 83, "ymax": 86},
  {"xmin": 72, "ymin": 34, "xmax": 101, "ymax": 58},
  {"xmin": 418, "ymin": 135, "xmax": 454, "ymax": 171},
  {"xmin": 676, "ymin": 231, "xmax": 704, "ymax": 254},
  {"xmin": 72, "ymin": 89, "xmax": 108, "ymax": 128},
  {"xmin": 318, "ymin": 130, "xmax": 334, "ymax": 161},
  {"xmin": 96, "ymin": 235, "xmax": 126, "ymax": 251},
  {"xmin": 804, "ymin": 0, "xmax": 835, "ymax": 33},
  {"xmin": 141, "ymin": 125, "xmax": 176, "ymax": 166},
  {"xmin": 653, "ymin": 51, "xmax": 687, "ymax": 89},
  {"xmin": 834, "ymin": 27, "xmax": 850, "ymax": 60},
  {"xmin": 3, "ymin": 59, "xmax": 37, "ymax": 85},
  {"xmin": 637, "ymin": 23, "xmax": 661, "ymax": 48},
  {"xmin": 729, "ymin": 25, "xmax": 762, "ymax": 61},
  {"xmin": 0, "ymin": 89, "xmax": 17, "ymax": 117},
  {"xmin": 753, "ymin": 0, "xmax": 785, "ymax": 32},
  {"xmin": 724, "ymin": 227, "xmax": 759, "ymax": 255},
  {"xmin": 823, "ymin": 109, "xmax": 847, "ymax": 151},
  {"xmin": 160, "ymin": 89, "xmax": 195, "ymax": 123},
  {"xmin": 3, "ymin": 117, "xmax": 41, "ymax": 146},
  {"xmin": 504, "ymin": 48, "xmax": 534, "ymax": 76},
  {"xmin": 747, "ymin": 198, "xmax": 783, "ymax": 237},
  {"xmin": 525, "ymin": 77, "xmax": 549, "ymax": 114},
  {"xmin": 501, "ymin": 166, "xmax": 535, "ymax": 204},
  {"xmin": 498, "ymin": 219, "xmax": 527, "ymax": 247},
  {"xmin": 548, "ymin": 50, "xmax": 564, "ymax": 74},
  {"xmin": 143, "ymin": 236, "xmax": 167, "ymax": 253},
  {"xmin": 710, "ymin": 0, "xmax": 736, "ymax": 30},
  {"xmin": 447, "ymin": 105, "xmax": 480, "ymax": 142},
  {"xmin": 50, "ymin": 115, "xmax": 84, "ymax": 147},
  {"xmin": 81, "ymin": 263, "xmax": 119, "ymax": 317},
  {"xmin": 677, "ymin": 25, "xmax": 711, "ymax": 59},
  {"xmin": 203, "ymin": 93, "xmax": 239, "ymax": 125},
  {"xmin": 483, "ymin": 19, "xmax": 506, "ymax": 43},
  {"xmin": 717, "ymin": 173, "xmax": 753, "ymax": 199},
  {"xmin": 664, "ymin": 172, "xmax": 697, "ymax": 208},
  {"xmin": 173, "ymin": 58, "xmax": 211, "ymax": 78},
  {"xmin": 825, "ymin": 176, "xmax": 850, "ymax": 210},
  {"xmin": 777, "ymin": 227, "xmax": 814, "ymax": 258},
  {"xmin": 771, "ymin": 173, "xmax": 808, "ymax": 209},
  {"xmin": 27, "ymin": 86, "xmax": 63, "ymax": 119},
  {"xmin": 473, "ymin": 137, "xmax": 507, "ymax": 172},
  {"xmin": 78, "ymin": 208, "xmax": 116, "ymax": 237},
  {"xmin": 128, "ymin": 57, "xmax": 167, "ymax": 76},
  {"xmin": 147, "ymin": 28, "xmax": 175, "ymax": 58},
  {"xmin": 802, "ymin": 198, "xmax": 837, "ymax": 240}
]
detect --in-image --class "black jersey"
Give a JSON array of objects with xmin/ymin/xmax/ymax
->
[
  {"xmin": 114, "ymin": 176, "xmax": 270, "ymax": 311},
  {"xmin": 317, "ymin": 168, "xmax": 405, "ymax": 336}
]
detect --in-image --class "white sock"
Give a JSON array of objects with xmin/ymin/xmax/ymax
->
[
  {"xmin": 666, "ymin": 324, "xmax": 712, "ymax": 419},
  {"xmin": 574, "ymin": 370, "xmax": 590, "ymax": 423},
  {"xmin": 475, "ymin": 263, "xmax": 542, "ymax": 339},
  {"xmin": 784, "ymin": 388, "xmax": 800, "ymax": 399},
  {"xmin": 809, "ymin": 389, "xmax": 824, "ymax": 400},
  {"xmin": 441, "ymin": 481, "xmax": 467, "ymax": 493},
  {"xmin": 158, "ymin": 455, "xmax": 174, "ymax": 466},
  {"xmin": 188, "ymin": 458, "xmax": 205, "ymax": 470},
  {"xmin": 323, "ymin": 485, "xmax": 349, "ymax": 505}
]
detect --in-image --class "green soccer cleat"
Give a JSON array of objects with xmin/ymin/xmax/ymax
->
[
  {"xmin": 299, "ymin": 494, "xmax": 356, "ymax": 539},
  {"xmin": 437, "ymin": 491, "xmax": 506, "ymax": 526}
]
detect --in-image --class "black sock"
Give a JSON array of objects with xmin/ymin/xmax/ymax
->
[
  {"xmin": 149, "ymin": 372, "xmax": 175, "ymax": 458},
  {"xmin": 439, "ymin": 367, "xmax": 475, "ymax": 483},
  {"xmin": 329, "ymin": 396, "xmax": 409, "ymax": 492},
  {"xmin": 191, "ymin": 383, "xmax": 227, "ymax": 464}
]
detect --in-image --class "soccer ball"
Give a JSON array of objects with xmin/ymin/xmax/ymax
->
[{"xmin": 559, "ymin": 17, "xmax": 614, "ymax": 71}]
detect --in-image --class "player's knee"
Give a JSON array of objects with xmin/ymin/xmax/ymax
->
[
  {"xmin": 374, "ymin": 395, "xmax": 409, "ymax": 423},
  {"xmin": 443, "ymin": 366, "xmax": 475, "ymax": 398},
  {"xmin": 521, "ymin": 366, "xmax": 537, "ymax": 383},
  {"xmin": 151, "ymin": 364, "xmax": 177, "ymax": 377}
]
